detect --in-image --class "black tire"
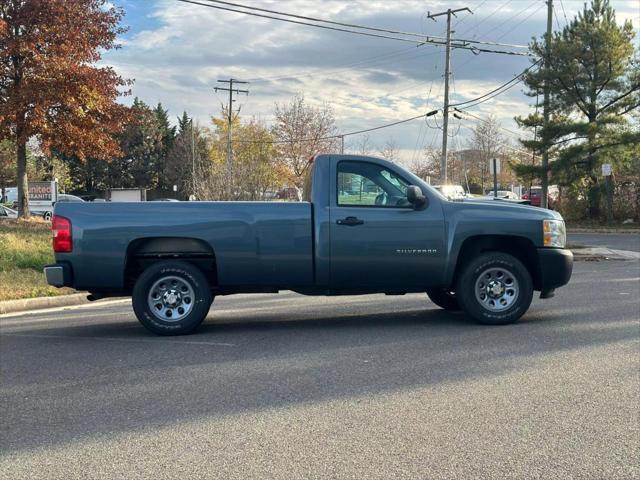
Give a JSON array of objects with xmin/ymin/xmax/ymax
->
[
  {"xmin": 132, "ymin": 261, "xmax": 212, "ymax": 335},
  {"xmin": 456, "ymin": 252, "xmax": 533, "ymax": 325},
  {"xmin": 426, "ymin": 288, "xmax": 461, "ymax": 311},
  {"xmin": 43, "ymin": 211, "xmax": 52, "ymax": 221}
]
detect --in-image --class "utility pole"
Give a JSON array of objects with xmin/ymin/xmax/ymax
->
[
  {"xmin": 214, "ymin": 78, "xmax": 249, "ymax": 199},
  {"xmin": 427, "ymin": 7, "xmax": 471, "ymax": 184},
  {"xmin": 191, "ymin": 119, "xmax": 196, "ymax": 200},
  {"xmin": 340, "ymin": 135, "xmax": 344, "ymax": 154},
  {"xmin": 541, "ymin": 0, "xmax": 553, "ymax": 209}
]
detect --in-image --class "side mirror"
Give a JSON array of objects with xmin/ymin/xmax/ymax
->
[{"xmin": 407, "ymin": 185, "xmax": 426, "ymax": 209}]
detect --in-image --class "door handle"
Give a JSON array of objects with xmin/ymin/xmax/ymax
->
[{"xmin": 336, "ymin": 216, "xmax": 364, "ymax": 226}]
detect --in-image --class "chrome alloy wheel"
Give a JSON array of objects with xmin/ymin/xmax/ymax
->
[
  {"xmin": 147, "ymin": 275, "xmax": 195, "ymax": 322},
  {"xmin": 474, "ymin": 267, "xmax": 519, "ymax": 312}
]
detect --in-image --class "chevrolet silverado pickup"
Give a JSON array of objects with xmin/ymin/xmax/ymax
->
[{"xmin": 44, "ymin": 154, "xmax": 573, "ymax": 335}]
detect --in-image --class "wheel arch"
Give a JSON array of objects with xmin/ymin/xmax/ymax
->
[
  {"xmin": 124, "ymin": 237, "xmax": 217, "ymax": 291},
  {"xmin": 449, "ymin": 235, "xmax": 541, "ymax": 290}
]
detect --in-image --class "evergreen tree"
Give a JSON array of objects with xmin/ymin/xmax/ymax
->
[
  {"xmin": 177, "ymin": 111, "xmax": 192, "ymax": 134},
  {"xmin": 111, "ymin": 98, "xmax": 164, "ymax": 189},
  {"xmin": 154, "ymin": 102, "xmax": 177, "ymax": 190},
  {"xmin": 515, "ymin": 0, "xmax": 639, "ymax": 217}
]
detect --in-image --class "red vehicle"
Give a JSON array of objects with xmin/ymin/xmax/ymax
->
[{"xmin": 522, "ymin": 186, "xmax": 558, "ymax": 209}]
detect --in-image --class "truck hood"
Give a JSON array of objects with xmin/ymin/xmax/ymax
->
[{"xmin": 445, "ymin": 198, "xmax": 564, "ymax": 221}]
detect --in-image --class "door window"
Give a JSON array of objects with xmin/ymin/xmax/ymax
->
[{"xmin": 337, "ymin": 161, "xmax": 411, "ymax": 208}]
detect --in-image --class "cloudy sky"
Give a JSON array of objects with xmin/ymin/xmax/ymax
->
[{"xmin": 104, "ymin": 0, "xmax": 639, "ymax": 163}]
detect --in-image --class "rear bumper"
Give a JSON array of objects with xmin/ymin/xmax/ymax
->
[
  {"xmin": 536, "ymin": 248, "xmax": 573, "ymax": 290},
  {"xmin": 44, "ymin": 263, "xmax": 73, "ymax": 288}
]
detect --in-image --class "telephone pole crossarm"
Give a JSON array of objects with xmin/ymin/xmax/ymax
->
[{"xmin": 426, "ymin": 7, "xmax": 472, "ymax": 20}]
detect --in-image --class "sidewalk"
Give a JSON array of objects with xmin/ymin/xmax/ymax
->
[{"xmin": 568, "ymin": 227, "xmax": 639, "ymax": 234}]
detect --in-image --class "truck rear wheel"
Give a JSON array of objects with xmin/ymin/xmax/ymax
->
[
  {"xmin": 426, "ymin": 288, "xmax": 460, "ymax": 311},
  {"xmin": 132, "ymin": 261, "xmax": 212, "ymax": 335},
  {"xmin": 456, "ymin": 252, "xmax": 533, "ymax": 325}
]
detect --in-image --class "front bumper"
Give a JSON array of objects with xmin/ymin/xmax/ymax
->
[
  {"xmin": 536, "ymin": 248, "xmax": 573, "ymax": 290},
  {"xmin": 44, "ymin": 263, "xmax": 73, "ymax": 288}
]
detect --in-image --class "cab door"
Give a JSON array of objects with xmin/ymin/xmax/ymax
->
[{"xmin": 329, "ymin": 159, "xmax": 446, "ymax": 289}]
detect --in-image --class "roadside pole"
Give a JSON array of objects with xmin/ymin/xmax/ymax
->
[
  {"xmin": 214, "ymin": 79, "xmax": 249, "ymax": 199},
  {"xmin": 603, "ymin": 163, "xmax": 614, "ymax": 226},
  {"xmin": 191, "ymin": 119, "xmax": 196, "ymax": 199},
  {"xmin": 541, "ymin": 0, "xmax": 553, "ymax": 209},
  {"xmin": 490, "ymin": 158, "xmax": 499, "ymax": 198},
  {"xmin": 427, "ymin": 7, "xmax": 472, "ymax": 184}
]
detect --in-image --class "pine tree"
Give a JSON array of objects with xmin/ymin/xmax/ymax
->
[
  {"xmin": 515, "ymin": 0, "xmax": 639, "ymax": 217},
  {"xmin": 154, "ymin": 103, "xmax": 176, "ymax": 190}
]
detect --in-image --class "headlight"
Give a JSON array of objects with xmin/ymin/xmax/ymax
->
[{"xmin": 543, "ymin": 219, "xmax": 566, "ymax": 248}]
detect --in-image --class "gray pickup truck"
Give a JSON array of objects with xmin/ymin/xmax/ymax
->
[{"xmin": 45, "ymin": 154, "xmax": 573, "ymax": 335}]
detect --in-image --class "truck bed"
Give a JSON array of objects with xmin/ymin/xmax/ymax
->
[{"xmin": 54, "ymin": 201, "xmax": 314, "ymax": 291}]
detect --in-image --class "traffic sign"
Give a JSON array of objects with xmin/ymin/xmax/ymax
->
[{"xmin": 489, "ymin": 158, "xmax": 501, "ymax": 175}]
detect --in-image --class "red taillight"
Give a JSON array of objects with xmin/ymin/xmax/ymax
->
[{"xmin": 52, "ymin": 215, "xmax": 72, "ymax": 253}]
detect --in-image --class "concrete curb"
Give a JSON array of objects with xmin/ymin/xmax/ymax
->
[
  {"xmin": 0, "ymin": 293, "xmax": 94, "ymax": 315},
  {"xmin": 568, "ymin": 228, "xmax": 639, "ymax": 234},
  {"xmin": 572, "ymin": 247, "xmax": 640, "ymax": 261}
]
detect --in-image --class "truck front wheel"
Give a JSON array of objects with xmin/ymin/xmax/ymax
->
[
  {"xmin": 456, "ymin": 252, "xmax": 533, "ymax": 325},
  {"xmin": 132, "ymin": 261, "xmax": 212, "ymax": 335}
]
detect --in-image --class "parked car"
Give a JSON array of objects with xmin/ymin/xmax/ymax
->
[
  {"xmin": 496, "ymin": 190, "xmax": 520, "ymax": 200},
  {"xmin": 476, "ymin": 190, "xmax": 521, "ymax": 201},
  {"xmin": 33, "ymin": 194, "xmax": 85, "ymax": 220},
  {"xmin": 0, "ymin": 205, "xmax": 18, "ymax": 218},
  {"xmin": 433, "ymin": 184, "xmax": 467, "ymax": 201},
  {"xmin": 57, "ymin": 194, "xmax": 85, "ymax": 203},
  {"xmin": 522, "ymin": 186, "xmax": 559, "ymax": 208},
  {"xmin": 45, "ymin": 154, "xmax": 572, "ymax": 335}
]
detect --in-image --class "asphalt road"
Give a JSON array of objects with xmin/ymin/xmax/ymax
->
[
  {"xmin": 1, "ymin": 260, "xmax": 639, "ymax": 479},
  {"xmin": 568, "ymin": 231, "xmax": 640, "ymax": 252}
]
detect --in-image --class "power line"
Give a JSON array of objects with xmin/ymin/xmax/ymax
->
[
  {"xmin": 450, "ymin": 60, "xmax": 541, "ymax": 108},
  {"xmin": 457, "ymin": 0, "xmax": 514, "ymax": 38},
  {"xmin": 553, "ymin": 3, "xmax": 562, "ymax": 30},
  {"xmin": 455, "ymin": 109, "xmax": 524, "ymax": 139},
  {"xmin": 446, "ymin": 1, "xmax": 540, "ymax": 77},
  {"xmin": 175, "ymin": 0, "xmax": 530, "ymax": 56},
  {"xmin": 453, "ymin": 78, "xmax": 524, "ymax": 109},
  {"xmin": 247, "ymin": 45, "xmax": 440, "ymax": 83},
  {"xmin": 479, "ymin": 0, "xmax": 539, "ymax": 39},
  {"xmin": 232, "ymin": 110, "xmax": 439, "ymax": 144},
  {"xmin": 201, "ymin": 0, "xmax": 529, "ymax": 49},
  {"xmin": 559, "ymin": 0, "xmax": 569, "ymax": 26},
  {"xmin": 494, "ymin": 3, "xmax": 546, "ymax": 42},
  {"xmin": 458, "ymin": 112, "xmax": 532, "ymax": 157},
  {"xmin": 175, "ymin": 0, "xmax": 424, "ymax": 44},
  {"xmin": 247, "ymin": 45, "xmax": 415, "ymax": 82},
  {"xmin": 454, "ymin": 0, "xmax": 488, "ymax": 29},
  {"xmin": 201, "ymin": 0, "xmax": 449, "ymax": 43}
]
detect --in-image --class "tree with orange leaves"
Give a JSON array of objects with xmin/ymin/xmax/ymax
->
[{"xmin": 0, "ymin": 0, "xmax": 132, "ymax": 217}]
